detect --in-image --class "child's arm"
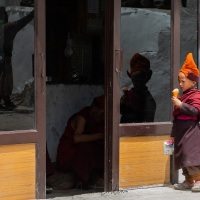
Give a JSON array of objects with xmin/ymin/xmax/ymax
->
[
  {"xmin": 180, "ymin": 103, "xmax": 198, "ymax": 116},
  {"xmin": 171, "ymin": 96, "xmax": 199, "ymax": 116}
]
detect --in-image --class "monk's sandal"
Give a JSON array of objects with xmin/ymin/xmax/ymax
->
[
  {"xmin": 174, "ymin": 181, "xmax": 194, "ymax": 190},
  {"xmin": 192, "ymin": 181, "xmax": 200, "ymax": 192}
]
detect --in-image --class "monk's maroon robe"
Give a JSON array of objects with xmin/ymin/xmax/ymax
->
[
  {"xmin": 120, "ymin": 86, "xmax": 156, "ymax": 123},
  {"xmin": 56, "ymin": 106, "xmax": 104, "ymax": 184},
  {"xmin": 171, "ymin": 88, "xmax": 200, "ymax": 170}
]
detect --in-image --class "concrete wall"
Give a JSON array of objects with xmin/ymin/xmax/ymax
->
[{"xmin": 46, "ymin": 84, "xmax": 104, "ymax": 161}]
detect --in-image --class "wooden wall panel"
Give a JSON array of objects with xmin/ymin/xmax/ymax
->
[
  {"xmin": 0, "ymin": 143, "xmax": 35, "ymax": 200},
  {"xmin": 119, "ymin": 136, "xmax": 170, "ymax": 188}
]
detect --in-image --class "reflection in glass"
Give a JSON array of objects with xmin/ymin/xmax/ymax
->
[
  {"xmin": 180, "ymin": 1, "xmax": 197, "ymax": 82},
  {"xmin": 0, "ymin": 2, "xmax": 34, "ymax": 131},
  {"xmin": 120, "ymin": 53, "xmax": 156, "ymax": 123},
  {"xmin": 120, "ymin": 1, "xmax": 171, "ymax": 123}
]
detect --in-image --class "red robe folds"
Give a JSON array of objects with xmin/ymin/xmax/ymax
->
[
  {"xmin": 171, "ymin": 88, "xmax": 200, "ymax": 170},
  {"xmin": 56, "ymin": 106, "xmax": 104, "ymax": 184}
]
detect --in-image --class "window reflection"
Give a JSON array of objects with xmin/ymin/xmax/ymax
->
[
  {"xmin": 0, "ymin": 2, "xmax": 34, "ymax": 131},
  {"xmin": 120, "ymin": 53, "xmax": 156, "ymax": 123},
  {"xmin": 120, "ymin": 0, "xmax": 171, "ymax": 123},
  {"xmin": 180, "ymin": 1, "xmax": 197, "ymax": 78}
]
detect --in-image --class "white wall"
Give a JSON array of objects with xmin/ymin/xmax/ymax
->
[{"xmin": 46, "ymin": 84, "xmax": 104, "ymax": 161}]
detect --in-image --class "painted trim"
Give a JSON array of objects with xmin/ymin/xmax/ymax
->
[
  {"xmin": 0, "ymin": 131, "xmax": 38, "ymax": 145},
  {"xmin": 119, "ymin": 122, "xmax": 172, "ymax": 137}
]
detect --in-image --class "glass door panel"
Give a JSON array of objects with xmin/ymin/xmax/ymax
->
[
  {"xmin": 0, "ymin": 2, "xmax": 35, "ymax": 131},
  {"xmin": 180, "ymin": 0, "xmax": 197, "ymax": 87},
  {"xmin": 120, "ymin": 1, "xmax": 171, "ymax": 123}
]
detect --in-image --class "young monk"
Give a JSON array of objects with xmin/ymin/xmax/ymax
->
[
  {"xmin": 56, "ymin": 95, "xmax": 104, "ymax": 189},
  {"xmin": 171, "ymin": 53, "xmax": 200, "ymax": 192}
]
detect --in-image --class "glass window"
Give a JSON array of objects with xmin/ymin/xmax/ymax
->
[
  {"xmin": 0, "ymin": 2, "xmax": 35, "ymax": 131},
  {"xmin": 120, "ymin": 0, "xmax": 171, "ymax": 123}
]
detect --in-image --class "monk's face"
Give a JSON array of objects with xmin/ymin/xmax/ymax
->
[
  {"xmin": 178, "ymin": 72, "xmax": 196, "ymax": 92},
  {"xmin": 90, "ymin": 104, "xmax": 104, "ymax": 124}
]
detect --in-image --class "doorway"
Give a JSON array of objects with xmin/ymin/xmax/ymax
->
[{"xmin": 45, "ymin": 0, "xmax": 106, "ymax": 197}]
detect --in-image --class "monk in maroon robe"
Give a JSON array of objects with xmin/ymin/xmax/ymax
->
[
  {"xmin": 171, "ymin": 53, "xmax": 200, "ymax": 192},
  {"xmin": 56, "ymin": 95, "xmax": 104, "ymax": 188}
]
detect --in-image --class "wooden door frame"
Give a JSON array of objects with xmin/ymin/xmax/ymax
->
[
  {"xmin": 108, "ymin": 0, "xmax": 181, "ymax": 191},
  {"xmin": 35, "ymin": 0, "xmax": 46, "ymax": 198},
  {"xmin": 0, "ymin": 1, "xmax": 46, "ymax": 199},
  {"xmin": 104, "ymin": 0, "xmax": 121, "ymax": 191}
]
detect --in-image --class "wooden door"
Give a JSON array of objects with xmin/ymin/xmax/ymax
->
[
  {"xmin": 0, "ymin": 0, "xmax": 46, "ymax": 199},
  {"xmin": 118, "ymin": 0, "xmax": 180, "ymax": 189}
]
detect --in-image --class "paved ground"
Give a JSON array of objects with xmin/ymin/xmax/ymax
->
[{"xmin": 45, "ymin": 185, "xmax": 200, "ymax": 200}]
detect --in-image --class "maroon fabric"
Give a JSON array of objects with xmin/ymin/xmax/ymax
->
[
  {"xmin": 56, "ymin": 106, "xmax": 104, "ymax": 183},
  {"xmin": 173, "ymin": 88, "xmax": 200, "ymax": 119},
  {"xmin": 120, "ymin": 86, "xmax": 156, "ymax": 123},
  {"xmin": 46, "ymin": 146, "xmax": 54, "ymax": 177},
  {"xmin": 129, "ymin": 53, "xmax": 150, "ymax": 75},
  {"xmin": 92, "ymin": 95, "xmax": 104, "ymax": 109},
  {"xmin": 171, "ymin": 88, "xmax": 200, "ymax": 170}
]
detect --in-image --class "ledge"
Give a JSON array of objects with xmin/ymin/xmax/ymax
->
[
  {"xmin": 6, "ymin": 6, "xmax": 34, "ymax": 13},
  {"xmin": 119, "ymin": 122, "xmax": 173, "ymax": 137}
]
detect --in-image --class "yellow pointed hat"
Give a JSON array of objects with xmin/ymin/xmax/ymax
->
[{"xmin": 180, "ymin": 53, "xmax": 199, "ymax": 82}]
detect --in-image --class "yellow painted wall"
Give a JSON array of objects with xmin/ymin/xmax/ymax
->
[
  {"xmin": 0, "ymin": 143, "xmax": 35, "ymax": 200},
  {"xmin": 119, "ymin": 136, "xmax": 170, "ymax": 188}
]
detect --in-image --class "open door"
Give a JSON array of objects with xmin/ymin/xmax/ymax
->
[
  {"xmin": 118, "ymin": 0, "xmax": 180, "ymax": 188},
  {"xmin": 0, "ymin": 0, "xmax": 46, "ymax": 199}
]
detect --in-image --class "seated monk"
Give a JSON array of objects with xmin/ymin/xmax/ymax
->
[{"xmin": 56, "ymin": 95, "xmax": 104, "ymax": 189}]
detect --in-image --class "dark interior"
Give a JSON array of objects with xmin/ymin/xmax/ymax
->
[{"xmin": 46, "ymin": 0, "xmax": 105, "ymax": 85}]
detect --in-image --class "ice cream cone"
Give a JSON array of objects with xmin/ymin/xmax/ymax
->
[{"xmin": 172, "ymin": 88, "xmax": 179, "ymax": 97}]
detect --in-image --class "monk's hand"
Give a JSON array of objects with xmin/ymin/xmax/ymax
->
[
  {"xmin": 169, "ymin": 137, "xmax": 174, "ymax": 143},
  {"xmin": 171, "ymin": 96, "xmax": 182, "ymax": 107},
  {"xmin": 122, "ymin": 87, "xmax": 128, "ymax": 95}
]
